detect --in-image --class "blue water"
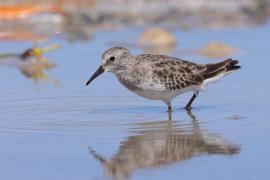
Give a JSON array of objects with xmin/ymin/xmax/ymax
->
[{"xmin": 0, "ymin": 21, "xmax": 269, "ymax": 180}]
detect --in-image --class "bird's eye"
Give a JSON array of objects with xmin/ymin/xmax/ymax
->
[{"xmin": 109, "ymin": 56, "xmax": 115, "ymax": 62}]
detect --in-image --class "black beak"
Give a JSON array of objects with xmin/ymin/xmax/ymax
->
[{"xmin": 86, "ymin": 65, "xmax": 105, "ymax": 86}]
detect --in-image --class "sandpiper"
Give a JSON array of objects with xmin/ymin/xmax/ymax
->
[{"xmin": 86, "ymin": 47, "xmax": 240, "ymax": 112}]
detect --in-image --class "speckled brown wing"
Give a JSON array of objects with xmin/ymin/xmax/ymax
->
[{"xmin": 138, "ymin": 54, "xmax": 206, "ymax": 91}]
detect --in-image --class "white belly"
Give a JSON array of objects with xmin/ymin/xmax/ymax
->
[
  {"xmin": 134, "ymin": 85, "xmax": 199, "ymax": 104},
  {"xmin": 117, "ymin": 75, "xmax": 199, "ymax": 104}
]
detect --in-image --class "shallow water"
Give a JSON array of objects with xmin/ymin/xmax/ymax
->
[{"xmin": 0, "ymin": 21, "xmax": 270, "ymax": 180}]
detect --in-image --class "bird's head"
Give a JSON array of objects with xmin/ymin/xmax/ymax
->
[{"xmin": 86, "ymin": 47, "xmax": 131, "ymax": 86}]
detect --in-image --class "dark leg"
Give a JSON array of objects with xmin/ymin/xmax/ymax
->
[
  {"xmin": 166, "ymin": 101, "xmax": 172, "ymax": 112},
  {"xmin": 185, "ymin": 93, "xmax": 198, "ymax": 110},
  {"xmin": 168, "ymin": 105, "xmax": 172, "ymax": 112}
]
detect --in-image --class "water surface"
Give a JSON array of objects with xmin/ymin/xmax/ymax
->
[{"xmin": 0, "ymin": 21, "xmax": 269, "ymax": 180}]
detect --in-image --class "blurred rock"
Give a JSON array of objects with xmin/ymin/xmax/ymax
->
[
  {"xmin": 138, "ymin": 28, "xmax": 176, "ymax": 54},
  {"xmin": 139, "ymin": 28, "xmax": 176, "ymax": 46},
  {"xmin": 200, "ymin": 42, "xmax": 236, "ymax": 58},
  {"xmin": 140, "ymin": 45, "xmax": 176, "ymax": 54}
]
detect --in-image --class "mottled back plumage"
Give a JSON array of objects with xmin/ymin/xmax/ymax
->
[{"xmin": 136, "ymin": 54, "xmax": 206, "ymax": 91}]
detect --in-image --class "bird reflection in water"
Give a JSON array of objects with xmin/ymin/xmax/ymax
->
[
  {"xmin": 89, "ymin": 110, "xmax": 240, "ymax": 180},
  {"xmin": 0, "ymin": 44, "xmax": 60, "ymax": 85}
]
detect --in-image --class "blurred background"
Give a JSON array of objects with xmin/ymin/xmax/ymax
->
[{"xmin": 0, "ymin": 0, "xmax": 270, "ymax": 180}]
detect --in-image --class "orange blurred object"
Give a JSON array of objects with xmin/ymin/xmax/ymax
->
[
  {"xmin": 0, "ymin": 29, "xmax": 46, "ymax": 41},
  {"xmin": 0, "ymin": 5, "xmax": 63, "ymax": 21}
]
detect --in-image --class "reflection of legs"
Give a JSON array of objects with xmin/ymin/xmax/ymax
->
[
  {"xmin": 167, "ymin": 111, "xmax": 172, "ymax": 121},
  {"xmin": 88, "ymin": 147, "xmax": 106, "ymax": 163},
  {"xmin": 185, "ymin": 92, "xmax": 198, "ymax": 110},
  {"xmin": 185, "ymin": 109, "xmax": 240, "ymax": 155},
  {"xmin": 166, "ymin": 102, "xmax": 172, "ymax": 120},
  {"xmin": 186, "ymin": 108, "xmax": 196, "ymax": 121},
  {"xmin": 185, "ymin": 108, "xmax": 200, "ymax": 133}
]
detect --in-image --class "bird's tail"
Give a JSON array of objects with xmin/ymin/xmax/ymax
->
[{"xmin": 201, "ymin": 58, "xmax": 241, "ymax": 80}]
